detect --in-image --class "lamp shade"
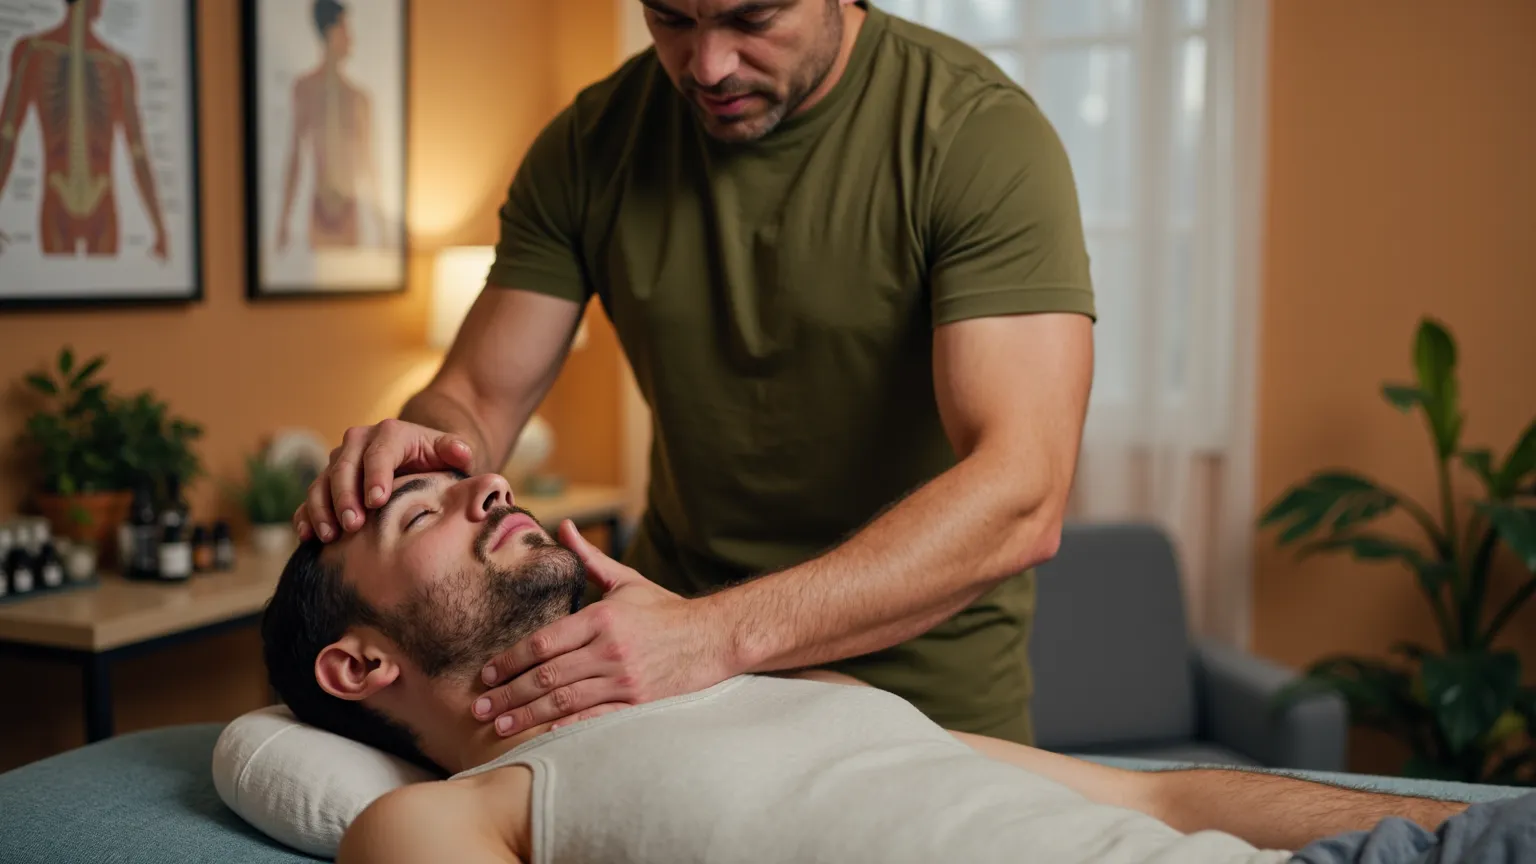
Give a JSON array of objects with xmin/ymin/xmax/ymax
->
[{"xmin": 429, "ymin": 246, "xmax": 496, "ymax": 350}]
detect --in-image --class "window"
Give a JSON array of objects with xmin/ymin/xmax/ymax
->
[{"xmin": 888, "ymin": 0, "xmax": 1244, "ymax": 449}]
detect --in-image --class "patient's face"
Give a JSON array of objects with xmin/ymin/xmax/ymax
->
[{"xmin": 327, "ymin": 471, "xmax": 586, "ymax": 680}]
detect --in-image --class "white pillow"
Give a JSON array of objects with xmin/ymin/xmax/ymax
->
[{"xmin": 212, "ymin": 705, "xmax": 437, "ymax": 858}]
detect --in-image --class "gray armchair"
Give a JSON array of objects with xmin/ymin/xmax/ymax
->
[{"xmin": 1029, "ymin": 523, "xmax": 1347, "ymax": 772}]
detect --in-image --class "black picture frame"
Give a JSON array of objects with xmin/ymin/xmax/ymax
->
[
  {"xmin": 241, "ymin": 0, "xmax": 410, "ymax": 301},
  {"xmin": 0, "ymin": 0, "xmax": 204, "ymax": 311}
]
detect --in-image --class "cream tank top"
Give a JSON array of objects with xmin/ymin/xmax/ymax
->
[{"xmin": 452, "ymin": 675, "xmax": 1293, "ymax": 864}]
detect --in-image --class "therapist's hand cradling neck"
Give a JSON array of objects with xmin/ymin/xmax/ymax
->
[{"xmin": 473, "ymin": 519, "xmax": 739, "ymax": 735}]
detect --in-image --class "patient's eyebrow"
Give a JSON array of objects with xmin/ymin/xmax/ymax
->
[{"xmin": 372, "ymin": 476, "xmax": 436, "ymax": 538}]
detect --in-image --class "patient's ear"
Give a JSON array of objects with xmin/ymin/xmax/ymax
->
[{"xmin": 315, "ymin": 632, "xmax": 401, "ymax": 701}]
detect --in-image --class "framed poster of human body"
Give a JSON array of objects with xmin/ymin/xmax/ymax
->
[
  {"xmin": 243, "ymin": 0, "xmax": 407, "ymax": 299},
  {"xmin": 0, "ymin": 0, "xmax": 202, "ymax": 308}
]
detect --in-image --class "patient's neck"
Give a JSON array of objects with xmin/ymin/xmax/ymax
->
[{"xmin": 377, "ymin": 669, "xmax": 554, "ymax": 776}]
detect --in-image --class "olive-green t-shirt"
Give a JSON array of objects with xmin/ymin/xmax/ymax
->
[{"xmin": 489, "ymin": 3, "xmax": 1094, "ymax": 743}]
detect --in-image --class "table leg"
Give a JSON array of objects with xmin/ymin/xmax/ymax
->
[{"xmin": 83, "ymin": 653, "xmax": 113, "ymax": 742}]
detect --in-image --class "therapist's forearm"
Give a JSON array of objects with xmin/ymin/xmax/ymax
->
[{"xmin": 701, "ymin": 447, "xmax": 1063, "ymax": 675}]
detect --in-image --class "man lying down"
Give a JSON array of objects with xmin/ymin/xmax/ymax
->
[{"xmin": 260, "ymin": 470, "xmax": 1534, "ymax": 864}]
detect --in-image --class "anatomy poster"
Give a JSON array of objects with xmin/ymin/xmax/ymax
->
[
  {"xmin": 0, "ymin": 0, "xmax": 200, "ymax": 307},
  {"xmin": 245, "ymin": 0, "xmax": 406, "ymax": 298}
]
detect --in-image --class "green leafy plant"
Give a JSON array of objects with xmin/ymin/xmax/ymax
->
[
  {"xmin": 18, "ymin": 346, "xmax": 204, "ymax": 500},
  {"xmin": 22, "ymin": 346, "xmax": 119, "ymax": 495},
  {"xmin": 1262, "ymin": 318, "xmax": 1536, "ymax": 784},
  {"xmin": 115, "ymin": 390, "xmax": 205, "ymax": 496},
  {"xmin": 233, "ymin": 455, "xmax": 309, "ymax": 526}
]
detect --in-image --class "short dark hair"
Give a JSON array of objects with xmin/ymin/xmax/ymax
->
[
  {"xmin": 313, "ymin": 0, "xmax": 346, "ymax": 37},
  {"xmin": 261, "ymin": 538, "xmax": 439, "ymax": 772}
]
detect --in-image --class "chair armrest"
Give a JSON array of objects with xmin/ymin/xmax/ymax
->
[{"xmin": 1193, "ymin": 637, "xmax": 1348, "ymax": 772}]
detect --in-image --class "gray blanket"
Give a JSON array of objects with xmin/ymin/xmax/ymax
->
[{"xmin": 1292, "ymin": 792, "xmax": 1536, "ymax": 864}]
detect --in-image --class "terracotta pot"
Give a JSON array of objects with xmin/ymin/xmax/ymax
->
[{"xmin": 35, "ymin": 490, "xmax": 134, "ymax": 566}]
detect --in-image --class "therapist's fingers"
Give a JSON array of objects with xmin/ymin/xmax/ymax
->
[
  {"xmin": 326, "ymin": 428, "xmax": 373, "ymax": 536},
  {"xmin": 433, "ymin": 435, "xmax": 475, "ymax": 475},
  {"xmin": 297, "ymin": 451, "xmax": 344, "ymax": 543},
  {"xmin": 473, "ymin": 647, "xmax": 611, "ymax": 722},
  {"xmin": 488, "ymin": 677, "xmax": 629, "ymax": 737},
  {"xmin": 481, "ymin": 607, "xmax": 602, "ymax": 688},
  {"xmin": 354, "ymin": 423, "xmax": 475, "ymax": 516},
  {"xmin": 558, "ymin": 520, "xmax": 644, "ymax": 593}
]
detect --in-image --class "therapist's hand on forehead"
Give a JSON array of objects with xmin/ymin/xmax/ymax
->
[
  {"xmin": 293, "ymin": 418, "xmax": 476, "ymax": 543},
  {"xmin": 293, "ymin": 417, "xmax": 744, "ymax": 735}
]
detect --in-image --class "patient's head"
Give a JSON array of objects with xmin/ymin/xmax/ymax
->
[{"xmin": 261, "ymin": 471, "xmax": 585, "ymax": 771}]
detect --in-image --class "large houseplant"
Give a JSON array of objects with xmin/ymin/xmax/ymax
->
[
  {"xmin": 19, "ymin": 347, "xmax": 204, "ymax": 556},
  {"xmin": 1262, "ymin": 318, "xmax": 1536, "ymax": 784}
]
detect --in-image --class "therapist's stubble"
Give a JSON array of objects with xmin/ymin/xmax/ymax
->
[{"xmin": 648, "ymin": 0, "xmax": 857, "ymax": 143}]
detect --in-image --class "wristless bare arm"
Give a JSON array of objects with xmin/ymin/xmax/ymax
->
[
  {"xmin": 338, "ymin": 782, "xmax": 524, "ymax": 864},
  {"xmin": 955, "ymin": 730, "xmax": 1467, "ymax": 851},
  {"xmin": 295, "ymin": 285, "xmax": 585, "ymax": 540}
]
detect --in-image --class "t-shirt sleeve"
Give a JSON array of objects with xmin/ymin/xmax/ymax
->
[
  {"xmin": 927, "ymin": 93, "xmax": 1096, "ymax": 326},
  {"xmin": 486, "ymin": 106, "xmax": 591, "ymax": 303}
]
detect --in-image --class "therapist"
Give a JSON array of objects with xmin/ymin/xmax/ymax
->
[{"xmin": 294, "ymin": 0, "xmax": 1095, "ymax": 745}]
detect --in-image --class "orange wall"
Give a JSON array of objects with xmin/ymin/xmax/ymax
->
[
  {"xmin": 1254, "ymin": 0, "xmax": 1536, "ymax": 772},
  {"xmin": 0, "ymin": 0, "xmax": 620, "ymax": 770}
]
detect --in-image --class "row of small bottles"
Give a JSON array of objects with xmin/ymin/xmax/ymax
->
[
  {"xmin": 121, "ymin": 477, "xmax": 236, "ymax": 582},
  {"xmin": 0, "ymin": 518, "xmax": 73, "ymax": 600}
]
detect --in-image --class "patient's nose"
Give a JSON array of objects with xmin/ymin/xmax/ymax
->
[{"xmin": 465, "ymin": 473, "xmax": 514, "ymax": 521}]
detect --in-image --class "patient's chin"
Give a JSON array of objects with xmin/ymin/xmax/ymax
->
[
  {"xmin": 380, "ymin": 548, "xmax": 587, "ymax": 682},
  {"xmin": 488, "ymin": 546, "xmax": 588, "ymax": 643}
]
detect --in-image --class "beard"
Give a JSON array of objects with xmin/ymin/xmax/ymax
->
[{"xmin": 373, "ymin": 507, "xmax": 587, "ymax": 681}]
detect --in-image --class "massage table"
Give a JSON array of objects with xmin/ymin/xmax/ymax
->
[{"xmin": 0, "ymin": 723, "xmax": 1527, "ymax": 863}]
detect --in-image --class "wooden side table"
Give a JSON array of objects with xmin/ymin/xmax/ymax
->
[{"xmin": 0, "ymin": 484, "xmax": 629, "ymax": 743}]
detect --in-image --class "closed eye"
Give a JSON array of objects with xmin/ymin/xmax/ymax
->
[{"xmin": 405, "ymin": 509, "xmax": 434, "ymax": 531}]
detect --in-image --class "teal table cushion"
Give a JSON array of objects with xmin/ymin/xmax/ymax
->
[
  {"xmin": 0, "ymin": 724, "xmax": 321, "ymax": 864},
  {"xmin": 0, "ymin": 724, "xmax": 1527, "ymax": 863}
]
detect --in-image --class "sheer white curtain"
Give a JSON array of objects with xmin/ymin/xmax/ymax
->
[
  {"xmin": 613, "ymin": 0, "xmax": 1270, "ymax": 642},
  {"xmin": 886, "ymin": 0, "xmax": 1269, "ymax": 643}
]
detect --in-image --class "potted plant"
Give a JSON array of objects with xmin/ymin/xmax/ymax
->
[
  {"xmin": 18, "ymin": 346, "xmax": 204, "ymax": 562},
  {"xmin": 22, "ymin": 347, "xmax": 129, "ymax": 551},
  {"xmin": 235, "ymin": 455, "xmax": 309, "ymax": 556},
  {"xmin": 1263, "ymin": 317, "xmax": 1536, "ymax": 784}
]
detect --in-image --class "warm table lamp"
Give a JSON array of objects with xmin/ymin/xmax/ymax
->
[{"xmin": 429, "ymin": 246, "xmax": 497, "ymax": 350}]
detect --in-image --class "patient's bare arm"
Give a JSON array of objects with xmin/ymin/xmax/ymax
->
[
  {"xmin": 1143, "ymin": 768, "xmax": 1467, "ymax": 851},
  {"xmin": 955, "ymin": 729, "xmax": 1467, "ymax": 851},
  {"xmin": 338, "ymin": 781, "xmax": 524, "ymax": 864}
]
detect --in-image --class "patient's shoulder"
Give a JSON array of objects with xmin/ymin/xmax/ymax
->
[{"xmin": 339, "ymin": 769, "xmax": 533, "ymax": 864}]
